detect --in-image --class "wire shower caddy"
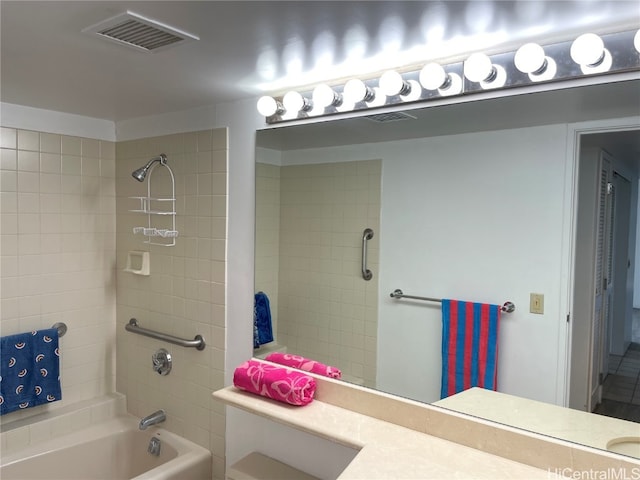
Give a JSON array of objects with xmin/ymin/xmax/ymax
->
[{"xmin": 130, "ymin": 157, "xmax": 178, "ymax": 246}]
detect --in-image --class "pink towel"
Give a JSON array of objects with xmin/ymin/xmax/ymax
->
[
  {"xmin": 233, "ymin": 359, "xmax": 316, "ymax": 406},
  {"xmin": 265, "ymin": 353, "xmax": 342, "ymax": 379}
]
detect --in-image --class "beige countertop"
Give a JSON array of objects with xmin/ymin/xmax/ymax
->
[
  {"xmin": 434, "ymin": 387, "xmax": 640, "ymax": 454},
  {"xmin": 214, "ymin": 386, "xmax": 553, "ymax": 479},
  {"xmin": 216, "ymin": 359, "xmax": 640, "ymax": 479}
]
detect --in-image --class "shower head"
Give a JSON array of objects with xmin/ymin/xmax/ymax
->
[{"xmin": 132, "ymin": 154, "xmax": 167, "ymax": 182}]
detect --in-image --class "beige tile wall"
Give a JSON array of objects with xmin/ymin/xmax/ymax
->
[
  {"xmin": 257, "ymin": 159, "xmax": 381, "ymax": 387},
  {"xmin": 0, "ymin": 127, "xmax": 117, "ymax": 426},
  {"xmin": 115, "ymin": 129, "xmax": 227, "ymax": 479}
]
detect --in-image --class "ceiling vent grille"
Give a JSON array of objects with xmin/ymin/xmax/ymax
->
[
  {"xmin": 365, "ymin": 111, "xmax": 417, "ymax": 123},
  {"xmin": 82, "ymin": 11, "xmax": 198, "ymax": 53}
]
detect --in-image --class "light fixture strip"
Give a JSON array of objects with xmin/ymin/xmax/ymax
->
[{"xmin": 261, "ymin": 28, "xmax": 640, "ymax": 124}]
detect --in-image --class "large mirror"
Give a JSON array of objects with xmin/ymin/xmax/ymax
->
[{"xmin": 254, "ymin": 79, "xmax": 640, "ymax": 455}]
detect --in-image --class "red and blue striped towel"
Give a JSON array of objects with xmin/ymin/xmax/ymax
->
[{"xmin": 441, "ymin": 300, "xmax": 501, "ymax": 399}]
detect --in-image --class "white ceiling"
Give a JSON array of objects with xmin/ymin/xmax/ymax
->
[{"xmin": 1, "ymin": 1, "xmax": 639, "ymax": 123}]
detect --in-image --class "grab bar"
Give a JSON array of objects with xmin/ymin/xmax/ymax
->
[
  {"xmin": 125, "ymin": 318, "xmax": 206, "ymax": 350},
  {"xmin": 361, "ymin": 228, "xmax": 374, "ymax": 280},
  {"xmin": 390, "ymin": 289, "xmax": 515, "ymax": 313}
]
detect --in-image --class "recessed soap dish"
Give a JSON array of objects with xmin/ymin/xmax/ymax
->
[{"xmin": 124, "ymin": 250, "xmax": 150, "ymax": 276}]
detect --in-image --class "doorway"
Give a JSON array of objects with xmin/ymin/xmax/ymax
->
[{"xmin": 569, "ymin": 127, "xmax": 640, "ymax": 421}]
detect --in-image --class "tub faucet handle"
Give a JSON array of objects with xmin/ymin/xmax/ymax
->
[{"xmin": 152, "ymin": 348, "xmax": 172, "ymax": 375}]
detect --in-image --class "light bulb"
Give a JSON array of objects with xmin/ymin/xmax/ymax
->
[
  {"xmin": 570, "ymin": 33, "xmax": 605, "ymax": 66},
  {"xmin": 379, "ymin": 70, "xmax": 411, "ymax": 96},
  {"xmin": 514, "ymin": 43, "xmax": 547, "ymax": 74},
  {"xmin": 366, "ymin": 87, "xmax": 386, "ymax": 107},
  {"xmin": 343, "ymin": 79, "xmax": 374, "ymax": 103},
  {"xmin": 312, "ymin": 84, "xmax": 342, "ymax": 108},
  {"xmin": 634, "ymin": 29, "xmax": 640, "ymax": 54},
  {"xmin": 479, "ymin": 64, "xmax": 507, "ymax": 89},
  {"xmin": 464, "ymin": 53, "xmax": 496, "ymax": 83},
  {"xmin": 419, "ymin": 63, "xmax": 450, "ymax": 90},
  {"xmin": 438, "ymin": 73, "xmax": 463, "ymax": 96},
  {"xmin": 256, "ymin": 96, "xmax": 282, "ymax": 117},
  {"xmin": 580, "ymin": 49, "xmax": 612, "ymax": 74},
  {"xmin": 336, "ymin": 100, "xmax": 356, "ymax": 113},
  {"xmin": 282, "ymin": 91, "xmax": 312, "ymax": 112},
  {"xmin": 400, "ymin": 80, "xmax": 422, "ymax": 102},
  {"xmin": 528, "ymin": 56, "xmax": 557, "ymax": 82},
  {"xmin": 571, "ymin": 33, "xmax": 612, "ymax": 74}
]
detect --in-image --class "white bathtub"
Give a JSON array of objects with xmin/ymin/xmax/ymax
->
[{"xmin": 0, "ymin": 415, "xmax": 211, "ymax": 480}]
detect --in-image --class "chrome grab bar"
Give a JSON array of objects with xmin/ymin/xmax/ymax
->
[
  {"xmin": 361, "ymin": 228, "xmax": 374, "ymax": 281},
  {"xmin": 125, "ymin": 318, "xmax": 206, "ymax": 350}
]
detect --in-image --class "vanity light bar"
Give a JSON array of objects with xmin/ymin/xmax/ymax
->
[{"xmin": 258, "ymin": 28, "xmax": 640, "ymax": 124}]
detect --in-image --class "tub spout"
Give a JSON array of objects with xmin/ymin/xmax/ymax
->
[{"xmin": 139, "ymin": 410, "xmax": 166, "ymax": 430}]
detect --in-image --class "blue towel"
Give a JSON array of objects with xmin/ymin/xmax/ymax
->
[
  {"xmin": 254, "ymin": 292, "xmax": 274, "ymax": 347},
  {"xmin": 1, "ymin": 328, "xmax": 62, "ymax": 415}
]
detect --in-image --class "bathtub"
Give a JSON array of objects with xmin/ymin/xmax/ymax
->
[{"xmin": 0, "ymin": 415, "xmax": 211, "ymax": 480}]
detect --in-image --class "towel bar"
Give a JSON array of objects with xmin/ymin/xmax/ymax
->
[
  {"xmin": 125, "ymin": 318, "xmax": 206, "ymax": 350},
  {"xmin": 390, "ymin": 289, "xmax": 515, "ymax": 313},
  {"xmin": 52, "ymin": 322, "xmax": 67, "ymax": 337}
]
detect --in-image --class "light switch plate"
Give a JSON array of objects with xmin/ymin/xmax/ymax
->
[{"xmin": 530, "ymin": 293, "xmax": 544, "ymax": 314}]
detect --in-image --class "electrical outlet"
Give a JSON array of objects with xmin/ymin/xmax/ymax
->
[{"xmin": 530, "ymin": 293, "xmax": 544, "ymax": 314}]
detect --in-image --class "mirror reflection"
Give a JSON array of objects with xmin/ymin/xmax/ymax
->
[{"xmin": 254, "ymin": 80, "xmax": 640, "ymax": 455}]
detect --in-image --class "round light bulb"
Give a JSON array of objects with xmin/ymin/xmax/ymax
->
[
  {"xmin": 312, "ymin": 84, "xmax": 341, "ymax": 108},
  {"xmin": 379, "ymin": 70, "xmax": 410, "ymax": 96},
  {"xmin": 400, "ymin": 80, "xmax": 422, "ymax": 102},
  {"xmin": 438, "ymin": 73, "xmax": 463, "ymax": 96},
  {"xmin": 343, "ymin": 78, "xmax": 374, "ymax": 103},
  {"xmin": 464, "ymin": 53, "xmax": 495, "ymax": 83},
  {"xmin": 366, "ymin": 87, "xmax": 386, "ymax": 107},
  {"xmin": 570, "ymin": 33, "xmax": 605, "ymax": 66},
  {"xmin": 282, "ymin": 91, "xmax": 310, "ymax": 112},
  {"xmin": 634, "ymin": 29, "xmax": 640, "ymax": 54},
  {"xmin": 479, "ymin": 64, "xmax": 507, "ymax": 89},
  {"xmin": 579, "ymin": 48, "xmax": 612, "ymax": 75},
  {"xmin": 514, "ymin": 43, "xmax": 547, "ymax": 74},
  {"xmin": 528, "ymin": 56, "xmax": 557, "ymax": 82},
  {"xmin": 256, "ymin": 96, "xmax": 280, "ymax": 117},
  {"xmin": 336, "ymin": 99, "xmax": 356, "ymax": 113},
  {"xmin": 419, "ymin": 63, "xmax": 449, "ymax": 90}
]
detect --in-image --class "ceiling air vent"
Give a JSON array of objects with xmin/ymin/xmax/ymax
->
[
  {"xmin": 365, "ymin": 111, "xmax": 417, "ymax": 123},
  {"xmin": 82, "ymin": 11, "xmax": 199, "ymax": 53}
]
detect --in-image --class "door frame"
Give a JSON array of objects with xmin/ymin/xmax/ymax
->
[
  {"xmin": 562, "ymin": 115, "xmax": 640, "ymax": 409},
  {"xmin": 609, "ymin": 170, "xmax": 633, "ymax": 357}
]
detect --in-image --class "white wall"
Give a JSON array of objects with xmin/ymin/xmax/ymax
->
[
  {"xmin": 383, "ymin": 126, "xmax": 570, "ymax": 405},
  {"xmin": 1, "ymin": 102, "xmax": 115, "ymax": 141}
]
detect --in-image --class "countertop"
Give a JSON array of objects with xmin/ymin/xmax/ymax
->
[
  {"xmin": 434, "ymin": 387, "xmax": 640, "ymax": 454},
  {"xmin": 214, "ymin": 386, "xmax": 552, "ymax": 479},
  {"xmin": 216, "ymin": 358, "xmax": 640, "ymax": 479}
]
